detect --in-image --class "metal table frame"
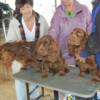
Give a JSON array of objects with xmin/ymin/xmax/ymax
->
[{"xmin": 13, "ymin": 67, "xmax": 100, "ymax": 100}]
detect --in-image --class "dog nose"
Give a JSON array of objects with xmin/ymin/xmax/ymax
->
[{"xmin": 39, "ymin": 45, "xmax": 44, "ymax": 52}]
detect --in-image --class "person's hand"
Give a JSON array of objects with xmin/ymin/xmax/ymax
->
[
  {"xmin": 0, "ymin": 43, "xmax": 5, "ymax": 50},
  {"xmin": 0, "ymin": 43, "xmax": 4, "ymax": 46},
  {"xmin": 16, "ymin": 40, "xmax": 23, "ymax": 43},
  {"xmin": 75, "ymin": 54, "xmax": 85, "ymax": 63},
  {"xmin": 78, "ymin": 56, "xmax": 85, "ymax": 63}
]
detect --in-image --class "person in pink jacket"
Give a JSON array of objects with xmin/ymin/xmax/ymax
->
[
  {"xmin": 49, "ymin": 0, "xmax": 91, "ymax": 66},
  {"xmin": 49, "ymin": 0, "xmax": 91, "ymax": 99}
]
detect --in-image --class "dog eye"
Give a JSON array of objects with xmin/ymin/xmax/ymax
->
[
  {"xmin": 44, "ymin": 43, "xmax": 49, "ymax": 48},
  {"xmin": 77, "ymin": 33, "xmax": 84, "ymax": 37}
]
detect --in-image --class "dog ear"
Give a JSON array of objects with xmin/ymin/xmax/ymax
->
[
  {"xmin": 51, "ymin": 40, "xmax": 59, "ymax": 52},
  {"xmin": 80, "ymin": 30, "xmax": 88, "ymax": 50},
  {"xmin": 1, "ymin": 51, "xmax": 14, "ymax": 68},
  {"xmin": 82, "ymin": 30, "xmax": 88, "ymax": 42}
]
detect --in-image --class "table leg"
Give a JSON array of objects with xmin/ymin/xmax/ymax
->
[
  {"xmin": 41, "ymin": 87, "xmax": 44, "ymax": 96},
  {"xmin": 54, "ymin": 90, "xmax": 59, "ymax": 100},
  {"xmin": 34, "ymin": 87, "xmax": 45, "ymax": 100},
  {"xmin": 93, "ymin": 92, "xmax": 97, "ymax": 100},
  {"xmin": 26, "ymin": 83, "xmax": 30, "ymax": 100}
]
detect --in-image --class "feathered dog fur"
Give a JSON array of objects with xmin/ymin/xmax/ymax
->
[
  {"xmin": 68, "ymin": 28, "xmax": 88, "ymax": 57},
  {"xmin": 0, "ymin": 35, "xmax": 69, "ymax": 77},
  {"xmin": 68, "ymin": 28, "xmax": 100, "ymax": 82},
  {"xmin": 36, "ymin": 35, "xmax": 69, "ymax": 77},
  {"xmin": 0, "ymin": 41, "xmax": 39, "ymax": 70}
]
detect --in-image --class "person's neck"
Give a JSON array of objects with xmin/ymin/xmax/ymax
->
[
  {"xmin": 23, "ymin": 15, "xmax": 33, "ymax": 22},
  {"xmin": 65, "ymin": 3, "xmax": 75, "ymax": 12}
]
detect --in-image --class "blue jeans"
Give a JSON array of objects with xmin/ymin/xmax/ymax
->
[
  {"xmin": 12, "ymin": 61, "xmax": 39, "ymax": 100},
  {"xmin": 15, "ymin": 80, "xmax": 39, "ymax": 100}
]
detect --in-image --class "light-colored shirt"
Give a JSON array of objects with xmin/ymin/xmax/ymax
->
[
  {"xmin": 22, "ymin": 17, "xmax": 36, "ymax": 41},
  {"xmin": 6, "ymin": 15, "xmax": 48, "ymax": 42}
]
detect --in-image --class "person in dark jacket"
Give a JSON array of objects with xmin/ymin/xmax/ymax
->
[
  {"xmin": 80, "ymin": 0, "xmax": 100, "ymax": 78},
  {"xmin": 76, "ymin": 1, "xmax": 100, "ymax": 99}
]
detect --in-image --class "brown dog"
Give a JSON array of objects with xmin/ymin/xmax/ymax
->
[
  {"xmin": 0, "ymin": 41, "xmax": 39, "ymax": 70},
  {"xmin": 36, "ymin": 35, "xmax": 69, "ymax": 77},
  {"xmin": 68, "ymin": 28, "xmax": 100, "ymax": 82},
  {"xmin": 0, "ymin": 36, "xmax": 69, "ymax": 77},
  {"xmin": 68, "ymin": 28, "xmax": 88, "ymax": 57}
]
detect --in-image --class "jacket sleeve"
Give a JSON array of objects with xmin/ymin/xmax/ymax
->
[
  {"xmin": 83, "ymin": 6, "xmax": 92, "ymax": 35},
  {"xmin": 84, "ymin": 10, "xmax": 100, "ymax": 55},
  {"xmin": 48, "ymin": 11, "xmax": 60, "ymax": 41},
  {"xmin": 95, "ymin": 11, "xmax": 100, "ymax": 39},
  {"xmin": 6, "ymin": 17, "xmax": 22, "ymax": 42},
  {"xmin": 39, "ymin": 15, "xmax": 49, "ymax": 37}
]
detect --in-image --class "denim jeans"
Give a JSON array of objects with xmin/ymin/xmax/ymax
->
[{"xmin": 12, "ymin": 60, "xmax": 39, "ymax": 100}]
